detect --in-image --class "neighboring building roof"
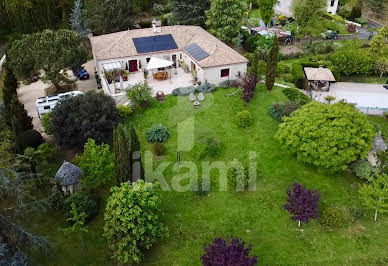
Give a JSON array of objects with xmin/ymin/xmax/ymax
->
[
  {"xmin": 55, "ymin": 161, "xmax": 82, "ymax": 186},
  {"xmin": 90, "ymin": 25, "xmax": 248, "ymax": 68},
  {"xmin": 372, "ymin": 132, "xmax": 387, "ymax": 153},
  {"xmin": 304, "ymin": 67, "xmax": 336, "ymax": 82}
]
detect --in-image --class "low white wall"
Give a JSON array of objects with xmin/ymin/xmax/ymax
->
[{"xmin": 204, "ymin": 63, "xmax": 247, "ymax": 86}]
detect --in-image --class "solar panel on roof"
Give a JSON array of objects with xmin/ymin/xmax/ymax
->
[
  {"xmin": 133, "ymin": 34, "xmax": 178, "ymax": 54},
  {"xmin": 184, "ymin": 43, "xmax": 210, "ymax": 61}
]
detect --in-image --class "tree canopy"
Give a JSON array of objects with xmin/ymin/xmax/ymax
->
[
  {"xmin": 276, "ymin": 102, "xmax": 375, "ymax": 172},
  {"xmin": 293, "ymin": 0, "xmax": 326, "ymax": 25},
  {"xmin": 103, "ymin": 180, "xmax": 167, "ymax": 264},
  {"xmin": 51, "ymin": 92, "xmax": 120, "ymax": 147},
  {"xmin": 169, "ymin": 0, "xmax": 210, "ymax": 27},
  {"xmin": 7, "ymin": 30, "xmax": 87, "ymax": 90},
  {"xmin": 206, "ymin": 0, "xmax": 248, "ymax": 44},
  {"xmin": 258, "ymin": 0, "xmax": 278, "ymax": 25}
]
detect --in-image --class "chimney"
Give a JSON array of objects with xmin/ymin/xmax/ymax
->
[{"xmin": 152, "ymin": 19, "xmax": 161, "ymax": 33}]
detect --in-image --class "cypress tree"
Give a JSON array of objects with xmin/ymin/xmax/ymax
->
[
  {"xmin": 113, "ymin": 123, "xmax": 144, "ymax": 184},
  {"xmin": 265, "ymin": 36, "xmax": 279, "ymax": 91}
]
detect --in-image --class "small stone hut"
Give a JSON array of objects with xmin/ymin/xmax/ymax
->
[{"xmin": 54, "ymin": 161, "xmax": 82, "ymax": 195}]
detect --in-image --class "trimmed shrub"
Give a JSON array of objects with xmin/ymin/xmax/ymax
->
[
  {"xmin": 145, "ymin": 124, "xmax": 170, "ymax": 143},
  {"xmin": 268, "ymin": 103, "xmax": 284, "ymax": 121},
  {"xmin": 41, "ymin": 112, "xmax": 54, "ymax": 135},
  {"xmin": 64, "ymin": 190, "xmax": 98, "ymax": 223},
  {"xmin": 291, "ymin": 62, "xmax": 306, "ymax": 89},
  {"xmin": 320, "ymin": 207, "xmax": 344, "ymax": 228},
  {"xmin": 235, "ymin": 110, "xmax": 253, "ymax": 128},
  {"xmin": 228, "ymin": 159, "xmax": 249, "ymax": 190},
  {"xmin": 282, "ymin": 87, "xmax": 311, "ymax": 106},
  {"xmin": 16, "ymin": 129, "xmax": 43, "ymax": 151},
  {"xmin": 281, "ymin": 101, "xmax": 298, "ymax": 117},
  {"xmin": 276, "ymin": 102, "xmax": 376, "ymax": 172},
  {"xmin": 126, "ymin": 82, "xmax": 153, "ymax": 108},
  {"xmin": 200, "ymin": 137, "xmax": 222, "ymax": 158},
  {"xmin": 117, "ymin": 105, "xmax": 133, "ymax": 119},
  {"xmin": 354, "ymin": 160, "xmax": 375, "ymax": 180}
]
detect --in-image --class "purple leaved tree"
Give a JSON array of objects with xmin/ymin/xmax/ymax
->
[
  {"xmin": 284, "ymin": 182, "xmax": 321, "ymax": 227},
  {"xmin": 201, "ymin": 238, "xmax": 258, "ymax": 266},
  {"xmin": 240, "ymin": 74, "xmax": 259, "ymax": 103}
]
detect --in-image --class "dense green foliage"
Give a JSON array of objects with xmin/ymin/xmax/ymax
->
[
  {"xmin": 276, "ymin": 102, "xmax": 375, "ymax": 172},
  {"xmin": 64, "ymin": 190, "xmax": 98, "ymax": 222},
  {"xmin": 268, "ymin": 103, "xmax": 284, "ymax": 121},
  {"xmin": 117, "ymin": 105, "xmax": 133, "ymax": 119},
  {"xmin": 206, "ymin": 0, "xmax": 248, "ymax": 43},
  {"xmin": 41, "ymin": 113, "xmax": 54, "ymax": 135},
  {"xmin": 354, "ymin": 160, "xmax": 375, "ymax": 180},
  {"xmin": 145, "ymin": 124, "xmax": 170, "ymax": 143},
  {"xmin": 16, "ymin": 129, "xmax": 43, "ymax": 151},
  {"xmin": 293, "ymin": 0, "xmax": 326, "ymax": 25},
  {"xmin": 104, "ymin": 180, "xmax": 168, "ymax": 264},
  {"xmin": 359, "ymin": 173, "xmax": 388, "ymax": 221},
  {"xmin": 235, "ymin": 110, "xmax": 253, "ymax": 128},
  {"xmin": 74, "ymin": 139, "xmax": 115, "ymax": 190},
  {"xmin": 258, "ymin": 0, "xmax": 278, "ymax": 24},
  {"xmin": 265, "ymin": 36, "xmax": 279, "ymax": 91},
  {"xmin": 126, "ymin": 82, "xmax": 153, "ymax": 109},
  {"xmin": 51, "ymin": 92, "xmax": 120, "ymax": 147},
  {"xmin": 113, "ymin": 123, "xmax": 143, "ymax": 184},
  {"xmin": 320, "ymin": 207, "xmax": 345, "ymax": 228},
  {"xmin": 329, "ymin": 42, "xmax": 373, "ymax": 75},
  {"xmin": 169, "ymin": 0, "xmax": 210, "ymax": 27},
  {"xmin": 85, "ymin": 0, "xmax": 134, "ymax": 35},
  {"xmin": 8, "ymin": 30, "xmax": 87, "ymax": 90},
  {"xmin": 282, "ymin": 87, "xmax": 311, "ymax": 106}
]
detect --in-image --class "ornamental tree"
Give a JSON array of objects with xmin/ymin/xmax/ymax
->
[
  {"xmin": 70, "ymin": 0, "xmax": 91, "ymax": 39},
  {"xmin": 359, "ymin": 173, "xmax": 388, "ymax": 222},
  {"xmin": 206, "ymin": 0, "xmax": 248, "ymax": 44},
  {"xmin": 103, "ymin": 180, "xmax": 168, "ymax": 264},
  {"xmin": 265, "ymin": 36, "xmax": 279, "ymax": 91},
  {"xmin": 201, "ymin": 238, "xmax": 258, "ymax": 266},
  {"xmin": 258, "ymin": 0, "xmax": 278, "ymax": 25},
  {"xmin": 74, "ymin": 139, "xmax": 115, "ymax": 190},
  {"xmin": 8, "ymin": 30, "xmax": 87, "ymax": 91},
  {"xmin": 284, "ymin": 182, "xmax": 321, "ymax": 227},
  {"xmin": 276, "ymin": 102, "xmax": 375, "ymax": 172},
  {"xmin": 51, "ymin": 92, "xmax": 120, "ymax": 147}
]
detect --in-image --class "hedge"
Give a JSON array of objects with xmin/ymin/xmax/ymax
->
[{"xmin": 291, "ymin": 62, "xmax": 306, "ymax": 89}]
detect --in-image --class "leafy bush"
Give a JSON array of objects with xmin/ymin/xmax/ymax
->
[
  {"xmin": 322, "ymin": 12, "xmax": 345, "ymax": 23},
  {"xmin": 276, "ymin": 102, "xmax": 375, "ymax": 172},
  {"xmin": 355, "ymin": 18, "xmax": 368, "ymax": 26},
  {"xmin": 354, "ymin": 160, "xmax": 375, "ymax": 180},
  {"xmin": 228, "ymin": 159, "xmax": 248, "ymax": 190},
  {"xmin": 281, "ymin": 101, "xmax": 298, "ymax": 117},
  {"xmin": 138, "ymin": 20, "xmax": 152, "ymax": 28},
  {"xmin": 329, "ymin": 42, "xmax": 373, "ymax": 75},
  {"xmin": 36, "ymin": 142, "xmax": 57, "ymax": 161},
  {"xmin": 49, "ymin": 185, "xmax": 65, "ymax": 210},
  {"xmin": 291, "ymin": 62, "xmax": 306, "ymax": 89},
  {"xmin": 126, "ymin": 82, "xmax": 153, "ymax": 108},
  {"xmin": 218, "ymin": 80, "xmax": 240, "ymax": 89},
  {"xmin": 104, "ymin": 180, "xmax": 168, "ymax": 264},
  {"xmin": 235, "ymin": 110, "xmax": 253, "ymax": 128},
  {"xmin": 347, "ymin": 23, "xmax": 357, "ymax": 33},
  {"xmin": 74, "ymin": 139, "xmax": 115, "ymax": 190},
  {"xmin": 201, "ymin": 238, "xmax": 258, "ymax": 266},
  {"xmin": 268, "ymin": 103, "xmax": 284, "ymax": 121},
  {"xmin": 172, "ymin": 83, "xmax": 216, "ymax": 96},
  {"xmin": 303, "ymin": 42, "xmax": 336, "ymax": 54},
  {"xmin": 52, "ymin": 92, "xmax": 120, "ymax": 147},
  {"xmin": 338, "ymin": 6, "xmax": 351, "ymax": 19},
  {"xmin": 117, "ymin": 105, "xmax": 132, "ymax": 119},
  {"xmin": 191, "ymin": 175, "xmax": 210, "ymax": 195},
  {"xmin": 64, "ymin": 190, "xmax": 98, "ymax": 223},
  {"xmin": 145, "ymin": 124, "xmax": 170, "ymax": 143},
  {"xmin": 153, "ymin": 3, "xmax": 166, "ymax": 15},
  {"xmin": 200, "ymin": 137, "xmax": 222, "ymax": 158},
  {"xmin": 282, "ymin": 87, "xmax": 311, "ymax": 106},
  {"xmin": 276, "ymin": 61, "xmax": 291, "ymax": 75},
  {"xmin": 16, "ymin": 129, "xmax": 43, "ymax": 151},
  {"xmin": 320, "ymin": 207, "xmax": 344, "ymax": 228},
  {"xmin": 41, "ymin": 112, "xmax": 54, "ymax": 135}
]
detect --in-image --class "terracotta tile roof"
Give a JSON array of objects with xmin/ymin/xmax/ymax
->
[
  {"xmin": 304, "ymin": 67, "xmax": 336, "ymax": 82},
  {"xmin": 90, "ymin": 25, "xmax": 248, "ymax": 68}
]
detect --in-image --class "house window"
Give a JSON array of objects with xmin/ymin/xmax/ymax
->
[
  {"xmin": 44, "ymin": 106, "xmax": 50, "ymax": 110},
  {"xmin": 146, "ymin": 58, "xmax": 151, "ymax": 63},
  {"xmin": 220, "ymin": 68, "xmax": 230, "ymax": 78},
  {"xmin": 330, "ymin": 0, "xmax": 335, "ymax": 6},
  {"xmin": 180, "ymin": 54, "xmax": 182, "ymax": 60}
]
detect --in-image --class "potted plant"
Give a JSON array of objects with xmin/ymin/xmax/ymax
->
[
  {"xmin": 105, "ymin": 71, "xmax": 113, "ymax": 84},
  {"xmin": 123, "ymin": 71, "xmax": 129, "ymax": 81},
  {"xmin": 143, "ymin": 69, "xmax": 148, "ymax": 79},
  {"xmin": 138, "ymin": 61, "xmax": 142, "ymax": 70}
]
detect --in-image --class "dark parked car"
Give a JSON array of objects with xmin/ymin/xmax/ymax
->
[
  {"xmin": 74, "ymin": 67, "xmax": 89, "ymax": 80},
  {"xmin": 321, "ymin": 30, "xmax": 338, "ymax": 40}
]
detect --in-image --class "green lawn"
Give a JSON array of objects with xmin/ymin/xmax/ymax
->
[{"xmin": 29, "ymin": 85, "xmax": 388, "ymax": 265}]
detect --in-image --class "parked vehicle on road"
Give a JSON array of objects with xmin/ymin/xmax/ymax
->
[
  {"xmin": 250, "ymin": 27, "xmax": 294, "ymax": 45},
  {"xmin": 321, "ymin": 30, "xmax": 338, "ymax": 40}
]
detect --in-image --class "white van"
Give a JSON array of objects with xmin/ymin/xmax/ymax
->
[{"xmin": 36, "ymin": 91, "xmax": 84, "ymax": 119}]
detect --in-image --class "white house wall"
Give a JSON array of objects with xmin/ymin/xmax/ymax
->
[
  {"xmin": 204, "ymin": 63, "xmax": 247, "ymax": 86},
  {"xmin": 275, "ymin": 0, "xmax": 338, "ymax": 16}
]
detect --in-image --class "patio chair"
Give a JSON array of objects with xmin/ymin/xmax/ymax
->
[
  {"xmin": 189, "ymin": 92, "xmax": 196, "ymax": 102},
  {"xmin": 198, "ymin": 92, "xmax": 205, "ymax": 101}
]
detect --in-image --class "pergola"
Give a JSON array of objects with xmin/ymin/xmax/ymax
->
[
  {"xmin": 146, "ymin": 57, "xmax": 174, "ymax": 82},
  {"xmin": 304, "ymin": 67, "xmax": 336, "ymax": 91}
]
